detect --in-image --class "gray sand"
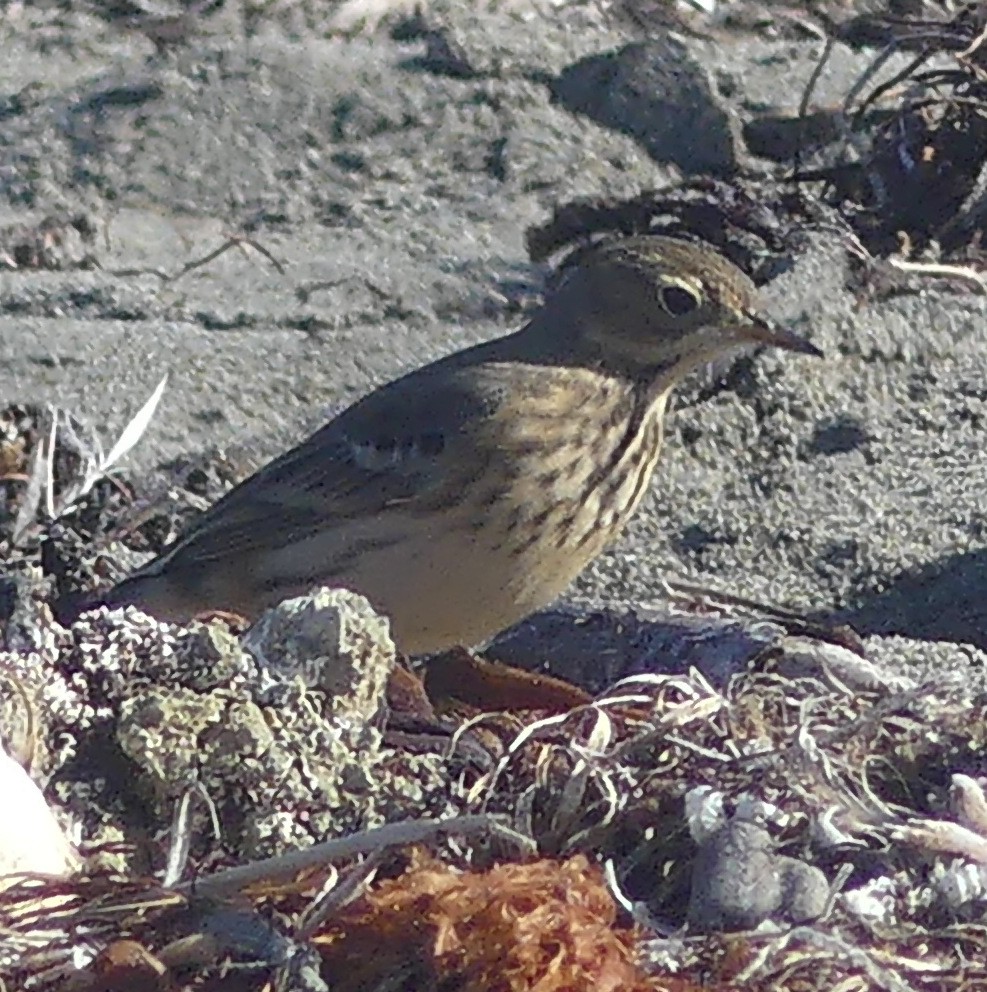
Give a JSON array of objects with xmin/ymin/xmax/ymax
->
[{"xmin": 3, "ymin": 1, "xmax": 987, "ymax": 674}]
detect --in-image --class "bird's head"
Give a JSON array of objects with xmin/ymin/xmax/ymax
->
[{"xmin": 543, "ymin": 235, "xmax": 822, "ymax": 384}]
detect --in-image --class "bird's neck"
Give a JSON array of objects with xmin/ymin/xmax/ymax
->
[{"xmin": 517, "ymin": 310, "xmax": 686, "ymax": 392}]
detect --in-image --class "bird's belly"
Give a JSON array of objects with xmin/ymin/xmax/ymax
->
[
  {"xmin": 251, "ymin": 481, "xmax": 640, "ymax": 656},
  {"xmin": 251, "ymin": 410, "xmax": 665, "ymax": 655},
  {"xmin": 282, "ymin": 519, "xmax": 556, "ymax": 655},
  {"xmin": 398, "ymin": 434, "xmax": 666, "ymax": 651}
]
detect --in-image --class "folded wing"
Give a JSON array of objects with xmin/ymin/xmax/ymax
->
[{"xmin": 142, "ymin": 359, "xmax": 511, "ymax": 573}]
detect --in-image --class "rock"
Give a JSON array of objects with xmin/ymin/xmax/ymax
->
[
  {"xmin": 0, "ymin": 598, "xmax": 451, "ymax": 864},
  {"xmin": 488, "ymin": 602, "xmax": 785, "ymax": 693},
  {"xmin": 552, "ymin": 37, "xmax": 742, "ymax": 176},
  {"xmin": 685, "ymin": 789, "xmax": 828, "ymax": 932},
  {"xmin": 778, "ymin": 856, "xmax": 830, "ymax": 924},
  {"xmin": 687, "ymin": 819, "xmax": 783, "ymax": 931},
  {"xmin": 243, "ymin": 587, "xmax": 395, "ymax": 724}
]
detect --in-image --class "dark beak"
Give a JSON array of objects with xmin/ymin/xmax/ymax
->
[{"xmin": 743, "ymin": 310, "xmax": 823, "ymax": 358}]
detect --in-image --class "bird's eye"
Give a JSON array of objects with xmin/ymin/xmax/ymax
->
[{"xmin": 660, "ymin": 284, "xmax": 702, "ymax": 317}]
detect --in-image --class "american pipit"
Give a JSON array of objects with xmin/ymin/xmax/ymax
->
[{"xmin": 97, "ymin": 236, "xmax": 821, "ymax": 653}]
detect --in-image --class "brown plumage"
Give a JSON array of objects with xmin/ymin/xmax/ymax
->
[{"xmin": 97, "ymin": 236, "xmax": 821, "ymax": 653}]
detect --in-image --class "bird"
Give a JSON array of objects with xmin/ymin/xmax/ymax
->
[{"xmin": 95, "ymin": 236, "xmax": 822, "ymax": 654}]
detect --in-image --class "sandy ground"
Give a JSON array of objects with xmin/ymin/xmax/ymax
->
[{"xmin": 3, "ymin": 0, "xmax": 987, "ymax": 672}]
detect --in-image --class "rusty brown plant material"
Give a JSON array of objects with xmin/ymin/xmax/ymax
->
[
  {"xmin": 425, "ymin": 648, "xmax": 593, "ymax": 716},
  {"xmin": 314, "ymin": 852, "xmax": 653, "ymax": 992}
]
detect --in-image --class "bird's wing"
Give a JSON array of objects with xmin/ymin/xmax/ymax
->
[{"xmin": 150, "ymin": 358, "xmax": 513, "ymax": 569}]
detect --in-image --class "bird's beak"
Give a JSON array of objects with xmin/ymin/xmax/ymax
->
[{"xmin": 742, "ymin": 310, "xmax": 823, "ymax": 358}]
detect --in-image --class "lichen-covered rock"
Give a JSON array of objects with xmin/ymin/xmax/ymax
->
[
  {"xmin": 243, "ymin": 586, "xmax": 394, "ymax": 725},
  {"xmin": 0, "ymin": 591, "xmax": 453, "ymax": 865}
]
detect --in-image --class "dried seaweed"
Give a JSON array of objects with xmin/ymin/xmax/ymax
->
[
  {"xmin": 526, "ymin": 177, "xmax": 842, "ymax": 286},
  {"xmin": 317, "ymin": 854, "xmax": 654, "ymax": 992},
  {"xmin": 527, "ymin": 3, "xmax": 987, "ymax": 296},
  {"xmin": 5, "ymin": 615, "xmax": 987, "ymax": 990},
  {"xmin": 794, "ymin": 1, "xmax": 987, "ymax": 260}
]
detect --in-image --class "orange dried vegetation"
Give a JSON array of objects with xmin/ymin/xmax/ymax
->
[
  {"xmin": 315, "ymin": 853, "xmax": 659, "ymax": 992},
  {"xmin": 425, "ymin": 650, "xmax": 592, "ymax": 714}
]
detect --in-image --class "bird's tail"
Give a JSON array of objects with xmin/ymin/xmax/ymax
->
[{"xmin": 59, "ymin": 572, "xmax": 195, "ymax": 627}]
